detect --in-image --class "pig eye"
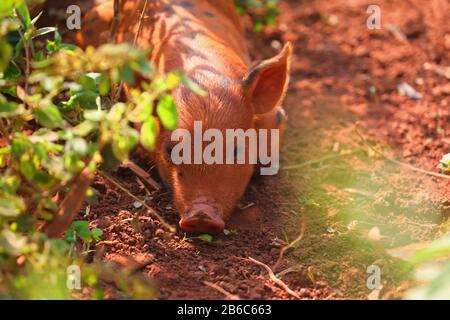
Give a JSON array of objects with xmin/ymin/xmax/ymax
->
[{"xmin": 165, "ymin": 144, "xmax": 173, "ymax": 159}]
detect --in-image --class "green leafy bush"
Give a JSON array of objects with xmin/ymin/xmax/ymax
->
[
  {"xmin": 234, "ymin": 0, "xmax": 279, "ymax": 31},
  {"xmin": 404, "ymin": 235, "xmax": 450, "ymax": 299},
  {"xmin": 0, "ymin": 1, "xmax": 180, "ymax": 298}
]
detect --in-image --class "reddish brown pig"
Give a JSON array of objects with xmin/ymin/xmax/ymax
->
[{"xmin": 76, "ymin": 0, "xmax": 292, "ymax": 233}]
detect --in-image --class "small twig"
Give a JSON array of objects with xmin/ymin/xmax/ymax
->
[
  {"xmin": 203, "ymin": 281, "xmax": 241, "ymax": 300},
  {"xmin": 354, "ymin": 123, "xmax": 450, "ymax": 180},
  {"xmin": 386, "ymin": 24, "xmax": 408, "ymax": 42},
  {"xmin": 237, "ymin": 202, "xmax": 255, "ymax": 210},
  {"xmin": 109, "ymin": 0, "xmax": 120, "ymax": 43},
  {"xmin": 121, "ymin": 216, "xmax": 153, "ymax": 223},
  {"xmin": 44, "ymin": 168, "xmax": 94, "ymax": 237},
  {"xmin": 275, "ymin": 265, "xmax": 303, "ymax": 278},
  {"xmin": 96, "ymin": 240, "xmax": 118, "ymax": 246},
  {"xmin": 99, "ymin": 171, "xmax": 176, "ymax": 233},
  {"xmin": 123, "ymin": 159, "xmax": 161, "ymax": 190},
  {"xmin": 404, "ymin": 217, "xmax": 437, "ymax": 228},
  {"xmin": 133, "ymin": 0, "xmax": 149, "ymax": 47},
  {"xmin": 273, "ymin": 220, "xmax": 306, "ymax": 270},
  {"xmin": 114, "ymin": 0, "xmax": 148, "ymax": 100},
  {"xmin": 0, "ymin": 119, "xmax": 11, "ymax": 143},
  {"xmin": 15, "ymin": 12, "xmax": 31, "ymax": 95},
  {"xmin": 282, "ymin": 150, "xmax": 359, "ymax": 170},
  {"xmin": 246, "ymin": 257, "xmax": 300, "ymax": 299}
]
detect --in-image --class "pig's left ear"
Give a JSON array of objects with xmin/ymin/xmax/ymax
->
[{"xmin": 243, "ymin": 42, "xmax": 292, "ymax": 115}]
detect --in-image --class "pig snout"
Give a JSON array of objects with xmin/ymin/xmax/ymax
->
[{"xmin": 179, "ymin": 200, "xmax": 225, "ymax": 233}]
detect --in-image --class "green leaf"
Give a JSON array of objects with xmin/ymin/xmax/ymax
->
[
  {"xmin": 438, "ymin": 153, "xmax": 450, "ymax": 174},
  {"xmin": 165, "ymin": 73, "xmax": 180, "ymax": 90},
  {"xmin": 0, "ymin": 86, "xmax": 17, "ymax": 97},
  {"xmin": 3, "ymin": 61, "xmax": 22, "ymax": 80},
  {"xmin": 73, "ymin": 120, "xmax": 98, "ymax": 137},
  {"xmin": 128, "ymin": 91, "xmax": 153, "ymax": 123},
  {"xmin": 60, "ymin": 43, "xmax": 78, "ymax": 52},
  {"xmin": 30, "ymin": 10, "xmax": 43, "ymax": 25},
  {"xmin": 120, "ymin": 65, "xmax": 134, "ymax": 84},
  {"xmin": 68, "ymin": 91, "xmax": 98, "ymax": 109},
  {"xmin": 29, "ymin": 128, "xmax": 59, "ymax": 143},
  {"xmin": 84, "ymin": 109, "xmax": 105, "ymax": 122},
  {"xmin": 0, "ymin": 174, "xmax": 20, "ymax": 194},
  {"xmin": 112, "ymin": 126, "xmax": 139, "ymax": 160},
  {"xmin": 91, "ymin": 228, "xmax": 103, "ymax": 241},
  {"xmin": 0, "ymin": 99, "xmax": 22, "ymax": 117},
  {"xmin": 35, "ymin": 104, "xmax": 63, "ymax": 128},
  {"xmin": 11, "ymin": 137, "xmax": 28, "ymax": 157},
  {"xmin": 64, "ymin": 228, "xmax": 75, "ymax": 243},
  {"xmin": 64, "ymin": 153, "xmax": 84, "ymax": 173},
  {"xmin": 71, "ymin": 220, "xmax": 91, "ymax": 242},
  {"xmin": 181, "ymin": 74, "xmax": 207, "ymax": 96},
  {"xmin": 19, "ymin": 155, "xmax": 36, "ymax": 180},
  {"xmin": 40, "ymin": 198, "xmax": 58, "ymax": 212},
  {"xmin": 156, "ymin": 95, "xmax": 178, "ymax": 130},
  {"xmin": 411, "ymin": 236, "xmax": 450, "ymax": 264},
  {"xmin": 15, "ymin": 2, "xmax": 31, "ymax": 27},
  {"xmin": 0, "ymin": 1, "xmax": 15, "ymax": 19},
  {"xmin": 98, "ymin": 73, "xmax": 110, "ymax": 96},
  {"xmin": 0, "ymin": 194, "xmax": 25, "ymax": 217},
  {"xmin": 0, "ymin": 41, "xmax": 12, "ymax": 73},
  {"xmin": 107, "ymin": 103, "xmax": 126, "ymax": 123},
  {"xmin": 99, "ymin": 143, "xmax": 121, "ymax": 172},
  {"xmin": 136, "ymin": 58, "xmax": 153, "ymax": 77},
  {"xmin": 0, "ymin": 229, "xmax": 27, "ymax": 256},
  {"xmin": 198, "ymin": 234, "xmax": 213, "ymax": 242},
  {"xmin": 140, "ymin": 117, "xmax": 157, "ymax": 151},
  {"xmin": 32, "ymin": 27, "xmax": 57, "ymax": 39},
  {"xmin": 82, "ymin": 73, "xmax": 99, "ymax": 92},
  {"xmin": 66, "ymin": 137, "xmax": 88, "ymax": 156},
  {"xmin": 0, "ymin": 151, "xmax": 8, "ymax": 168}
]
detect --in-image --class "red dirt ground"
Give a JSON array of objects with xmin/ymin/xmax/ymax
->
[{"xmin": 58, "ymin": 0, "xmax": 448, "ymax": 299}]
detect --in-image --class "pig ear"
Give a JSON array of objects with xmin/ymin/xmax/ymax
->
[{"xmin": 243, "ymin": 42, "xmax": 292, "ymax": 115}]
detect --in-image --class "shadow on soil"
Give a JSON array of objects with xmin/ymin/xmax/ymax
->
[{"xmin": 277, "ymin": 95, "xmax": 445, "ymax": 299}]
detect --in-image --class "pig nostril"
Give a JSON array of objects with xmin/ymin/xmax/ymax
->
[{"xmin": 179, "ymin": 210, "xmax": 225, "ymax": 233}]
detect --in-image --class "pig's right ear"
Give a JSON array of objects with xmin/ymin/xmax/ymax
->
[{"xmin": 242, "ymin": 42, "xmax": 292, "ymax": 115}]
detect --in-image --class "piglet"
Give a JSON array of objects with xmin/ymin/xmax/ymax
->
[{"xmin": 76, "ymin": 0, "xmax": 292, "ymax": 233}]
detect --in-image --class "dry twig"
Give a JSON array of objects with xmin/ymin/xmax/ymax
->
[
  {"xmin": 133, "ymin": 0, "xmax": 149, "ymax": 47},
  {"xmin": 114, "ymin": 0, "xmax": 149, "ymax": 99},
  {"xmin": 203, "ymin": 281, "xmax": 241, "ymax": 300},
  {"xmin": 109, "ymin": 0, "xmax": 120, "ymax": 43},
  {"xmin": 44, "ymin": 168, "xmax": 94, "ymax": 237},
  {"xmin": 123, "ymin": 159, "xmax": 161, "ymax": 190},
  {"xmin": 246, "ymin": 257, "xmax": 300, "ymax": 299},
  {"xmin": 99, "ymin": 171, "xmax": 176, "ymax": 233},
  {"xmin": 273, "ymin": 220, "xmax": 306, "ymax": 270},
  {"xmin": 282, "ymin": 150, "xmax": 360, "ymax": 170}
]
